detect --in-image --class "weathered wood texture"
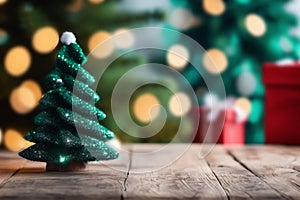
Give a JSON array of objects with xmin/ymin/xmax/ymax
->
[
  {"xmin": 0, "ymin": 151, "xmax": 25, "ymax": 185},
  {"xmin": 228, "ymin": 146, "xmax": 300, "ymax": 199},
  {"xmin": 0, "ymin": 147, "xmax": 130, "ymax": 200},
  {"xmin": 0, "ymin": 145, "xmax": 299, "ymax": 200},
  {"xmin": 124, "ymin": 144, "xmax": 227, "ymax": 199},
  {"xmin": 207, "ymin": 146, "xmax": 283, "ymax": 199}
]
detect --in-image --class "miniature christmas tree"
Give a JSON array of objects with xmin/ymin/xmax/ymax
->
[{"xmin": 19, "ymin": 32, "xmax": 119, "ymax": 171}]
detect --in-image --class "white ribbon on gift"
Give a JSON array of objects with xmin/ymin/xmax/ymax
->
[
  {"xmin": 203, "ymin": 94, "xmax": 247, "ymax": 123},
  {"xmin": 276, "ymin": 58, "xmax": 295, "ymax": 66}
]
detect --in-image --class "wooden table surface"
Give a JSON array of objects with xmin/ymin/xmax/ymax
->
[{"xmin": 0, "ymin": 144, "xmax": 299, "ymax": 199}]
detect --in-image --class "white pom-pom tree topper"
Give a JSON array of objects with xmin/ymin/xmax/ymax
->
[{"xmin": 60, "ymin": 32, "xmax": 76, "ymax": 45}]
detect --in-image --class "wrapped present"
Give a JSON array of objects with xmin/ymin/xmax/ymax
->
[
  {"xmin": 221, "ymin": 108, "xmax": 245, "ymax": 144},
  {"xmin": 263, "ymin": 61, "xmax": 300, "ymax": 144},
  {"xmin": 191, "ymin": 97, "xmax": 246, "ymax": 144}
]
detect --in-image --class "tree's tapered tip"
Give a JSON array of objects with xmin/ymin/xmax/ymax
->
[{"xmin": 60, "ymin": 32, "xmax": 76, "ymax": 45}]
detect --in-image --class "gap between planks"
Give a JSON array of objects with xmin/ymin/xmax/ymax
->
[
  {"xmin": 0, "ymin": 146, "xmax": 131, "ymax": 200},
  {"xmin": 124, "ymin": 144, "xmax": 227, "ymax": 199},
  {"xmin": 0, "ymin": 152, "xmax": 27, "ymax": 187},
  {"xmin": 206, "ymin": 145, "xmax": 284, "ymax": 199},
  {"xmin": 227, "ymin": 145, "xmax": 300, "ymax": 199},
  {"xmin": 1, "ymin": 145, "xmax": 299, "ymax": 199}
]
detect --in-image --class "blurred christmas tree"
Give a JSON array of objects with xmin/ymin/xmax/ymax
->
[
  {"xmin": 0, "ymin": 0, "xmax": 164, "ymax": 149},
  {"xmin": 166, "ymin": 0, "xmax": 300, "ymax": 143},
  {"xmin": 2, "ymin": 0, "xmax": 300, "ymax": 147}
]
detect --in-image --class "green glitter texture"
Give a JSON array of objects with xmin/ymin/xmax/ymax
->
[{"xmin": 19, "ymin": 39, "xmax": 119, "ymax": 165}]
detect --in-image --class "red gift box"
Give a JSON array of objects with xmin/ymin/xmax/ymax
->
[
  {"xmin": 191, "ymin": 106, "xmax": 245, "ymax": 144},
  {"xmin": 263, "ymin": 62, "xmax": 300, "ymax": 144}
]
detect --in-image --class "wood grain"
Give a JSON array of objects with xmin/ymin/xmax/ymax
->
[
  {"xmin": 228, "ymin": 145, "xmax": 300, "ymax": 199},
  {"xmin": 0, "ymin": 151, "xmax": 25, "ymax": 186},
  {"xmin": 1, "ymin": 145, "xmax": 299, "ymax": 199},
  {"xmin": 0, "ymin": 148, "xmax": 130, "ymax": 200},
  {"xmin": 207, "ymin": 145, "xmax": 283, "ymax": 199},
  {"xmin": 124, "ymin": 144, "xmax": 227, "ymax": 199}
]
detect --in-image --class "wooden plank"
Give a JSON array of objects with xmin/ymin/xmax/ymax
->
[
  {"xmin": 206, "ymin": 145, "xmax": 283, "ymax": 199},
  {"xmin": 1, "ymin": 145, "xmax": 299, "ymax": 199},
  {"xmin": 0, "ymin": 151, "xmax": 26, "ymax": 186},
  {"xmin": 124, "ymin": 144, "xmax": 227, "ymax": 199},
  {"xmin": 229, "ymin": 145, "xmax": 300, "ymax": 199},
  {"xmin": 0, "ymin": 146, "xmax": 131, "ymax": 200},
  {"xmin": 267, "ymin": 145, "xmax": 300, "ymax": 172}
]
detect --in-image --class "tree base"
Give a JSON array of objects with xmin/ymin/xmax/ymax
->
[{"xmin": 46, "ymin": 161, "xmax": 86, "ymax": 172}]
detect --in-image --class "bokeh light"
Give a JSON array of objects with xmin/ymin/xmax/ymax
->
[
  {"xmin": 203, "ymin": 93, "xmax": 219, "ymax": 107},
  {"xmin": 169, "ymin": 8, "xmax": 196, "ymax": 30},
  {"xmin": 245, "ymin": 14, "xmax": 266, "ymax": 37},
  {"xmin": 203, "ymin": 48, "xmax": 228, "ymax": 74},
  {"xmin": 236, "ymin": 72, "xmax": 257, "ymax": 96},
  {"xmin": 0, "ymin": 29, "xmax": 9, "ymax": 45},
  {"xmin": 21, "ymin": 80, "xmax": 42, "ymax": 103},
  {"xmin": 203, "ymin": 0, "xmax": 226, "ymax": 16},
  {"xmin": 88, "ymin": 0, "xmax": 104, "ymax": 4},
  {"xmin": 9, "ymin": 86, "xmax": 37, "ymax": 114},
  {"xmin": 88, "ymin": 31, "xmax": 114, "ymax": 59},
  {"xmin": 113, "ymin": 28, "xmax": 135, "ymax": 48},
  {"xmin": 0, "ymin": 0, "xmax": 7, "ymax": 5},
  {"xmin": 169, "ymin": 92, "xmax": 192, "ymax": 117},
  {"xmin": 133, "ymin": 93, "xmax": 160, "ymax": 123},
  {"xmin": 280, "ymin": 37, "xmax": 293, "ymax": 53},
  {"xmin": 4, "ymin": 129, "xmax": 34, "ymax": 152},
  {"xmin": 167, "ymin": 44, "xmax": 190, "ymax": 70},
  {"xmin": 5, "ymin": 46, "xmax": 31, "ymax": 77},
  {"xmin": 235, "ymin": 97, "xmax": 252, "ymax": 116},
  {"xmin": 32, "ymin": 26, "xmax": 59, "ymax": 54}
]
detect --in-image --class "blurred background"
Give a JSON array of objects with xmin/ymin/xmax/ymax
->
[{"xmin": 1, "ymin": 0, "xmax": 300, "ymax": 151}]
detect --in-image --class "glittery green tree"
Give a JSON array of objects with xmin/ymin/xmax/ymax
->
[{"xmin": 19, "ymin": 32, "xmax": 118, "ymax": 171}]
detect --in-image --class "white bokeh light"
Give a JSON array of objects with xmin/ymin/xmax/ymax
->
[
  {"xmin": 236, "ymin": 72, "xmax": 257, "ymax": 96},
  {"xmin": 169, "ymin": 8, "xmax": 196, "ymax": 30}
]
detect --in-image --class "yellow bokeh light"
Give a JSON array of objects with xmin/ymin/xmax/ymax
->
[
  {"xmin": 203, "ymin": 0, "xmax": 226, "ymax": 16},
  {"xmin": 21, "ymin": 80, "xmax": 42, "ymax": 102},
  {"xmin": 0, "ymin": 0, "xmax": 7, "ymax": 5},
  {"xmin": 133, "ymin": 93, "xmax": 160, "ymax": 123},
  {"xmin": 88, "ymin": 31, "xmax": 114, "ymax": 59},
  {"xmin": 169, "ymin": 92, "xmax": 192, "ymax": 117},
  {"xmin": 245, "ymin": 14, "xmax": 266, "ymax": 37},
  {"xmin": 167, "ymin": 44, "xmax": 190, "ymax": 70},
  {"xmin": 235, "ymin": 97, "xmax": 252, "ymax": 116},
  {"xmin": 4, "ymin": 46, "xmax": 31, "ymax": 77},
  {"xmin": 32, "ymin": 26, "xmax": 59, "ymax": 54},
  {"xmin": 10, "ymin": 86, "xmax": 37, "ymax": 114},
  {"xmin": 113, "ymin": 28, "xmax": 135, "ymax": 48},
  {"xmin": 203, "ymin": 48, "xmax": 228, "ymax": 74},
  {"xmin": 88, "ymin": 0, "xmax": 104, "ymax": 4},
  {"xmin": 4, "ymin": 129, "xmax": 34, "ymax": 152}
]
